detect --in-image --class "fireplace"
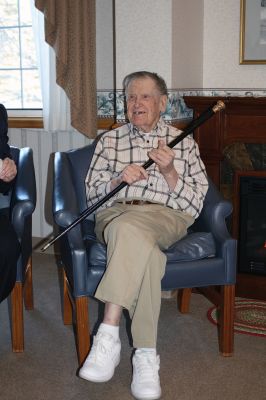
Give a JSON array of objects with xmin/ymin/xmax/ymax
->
[
  {"xmin": 221, "ymin": 144, "xmax": 266, "ymax": 276},
  {"xmin": 183, "ymin": 96, "xmax": 266, "ymax": 300},
  {"xmin": 237, "ymin": 174, "xmax": 266, "ymax": 275}
]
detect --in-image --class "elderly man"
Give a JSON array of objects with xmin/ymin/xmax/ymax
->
[
  {"xmin": 80, "ymin": 71, "xmax": 208, "ymax": 400},
  {"xmin": 0, "ymin": 104, "xmax": 20, "ymax": 303}
]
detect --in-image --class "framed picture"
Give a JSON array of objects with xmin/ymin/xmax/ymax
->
[{"xmin": 240, "ymin": 0, "xmax": 266, "ymax": 64}]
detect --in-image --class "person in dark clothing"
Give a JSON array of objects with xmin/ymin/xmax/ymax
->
[{"xmin": 0, "ymin": 104, "xmax": 20, "ymax": 303}]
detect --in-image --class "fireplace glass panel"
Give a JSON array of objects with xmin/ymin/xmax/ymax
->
[{"xmin": 238, "ymin": 176, "xmax": 266, "ymax": 275}]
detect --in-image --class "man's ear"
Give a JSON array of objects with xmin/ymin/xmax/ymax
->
[{"xmin": 160, "ymin": 95, "xmax": 168, "ymax": 113}]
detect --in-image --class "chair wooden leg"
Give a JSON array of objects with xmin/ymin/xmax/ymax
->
[
  {"xmin": 76, "ymin": 297, "xmax": 90, "ymax": 365},
  {"xmin": 178, "ymin": 288, "xmax": 192, "ymax": 313},
  {"xmin": 11, "ymin": 282, "xmax": 24, "ymax": 352},
  {"xmin": 63, "ymin": 270, "xmax": 73, "ymax": 325},
  {"xmin": 218, "ymin": 284, "xmax": 235, "ymax": 356},
  {"xmin": 24, "ymin": 256, "xmax": 34, "ymax": 310}
]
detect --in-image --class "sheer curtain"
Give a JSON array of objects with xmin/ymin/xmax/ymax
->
[{"xmin": 31, "ymin": 2, "xmax": 72, "ymax": 132}]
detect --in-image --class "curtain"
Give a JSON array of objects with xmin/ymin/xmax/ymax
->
[
  {"xmin": 31, "ymin": 3, "xmax": 72, "ymax": 132},
  {"xmin": 34, "ymin": 0, "xmax": 97, "ymax": 138}
]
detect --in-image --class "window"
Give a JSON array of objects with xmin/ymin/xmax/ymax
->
[{"xmin": 0, "ymin": 0, "xmax": 42, "ymax": 112}]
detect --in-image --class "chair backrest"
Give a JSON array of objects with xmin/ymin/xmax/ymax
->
[{"xmin": 65, "ymin": 141, "xmax": 98, "ymax": 213}]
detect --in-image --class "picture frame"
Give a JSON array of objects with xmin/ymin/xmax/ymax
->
[{"xmin": 240, "ymin": 0, "xmax": 266, "ymax": 64}]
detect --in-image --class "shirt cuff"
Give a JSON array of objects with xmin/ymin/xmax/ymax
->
[{"xmin": 168, "ymin": 175, "xmax": 188, "ymax": 200}]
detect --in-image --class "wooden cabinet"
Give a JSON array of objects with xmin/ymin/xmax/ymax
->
[
  {"xmin": 183, "ymin": 96, "xmax": 266, "ymax": 300},
  {"xmin": 183, "ymin": 96, "xmax": 266, "ymax": 187}
]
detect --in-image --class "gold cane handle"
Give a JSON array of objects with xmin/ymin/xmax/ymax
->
[{"xmin": 212, "ymin": 100, "xmax": 225, "ymax": 113}]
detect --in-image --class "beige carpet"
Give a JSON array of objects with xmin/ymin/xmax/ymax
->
[{"xmin": 0, "ymin": 251, "xmax": 265, "ymax": 400}]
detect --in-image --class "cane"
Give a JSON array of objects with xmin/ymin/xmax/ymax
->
[{"xmin": 41, "ymin": 100, "xmax": 225, "ymax": 252}]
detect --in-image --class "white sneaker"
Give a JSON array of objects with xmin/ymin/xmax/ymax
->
[
  {"xmin": 131, "ymin": 349, "xmax": 162, "ymax": 400},
  {"xmin": 79, "ymin": 331, "xmax": 121, "ymax": 382}
]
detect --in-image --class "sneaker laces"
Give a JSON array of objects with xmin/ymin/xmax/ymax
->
[
  {"xmin": 134, "ymin": 350, "xmax": 160, "ymax": 383},
  {"xmin": 88, "ymin": 332, "xmax": 117, "ymax": 367}
]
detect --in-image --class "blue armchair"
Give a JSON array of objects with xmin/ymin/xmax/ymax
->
[
  {"xmin": 8, "ymin": 146, "xmax": 36, "ymax": 352},
  {"xmin": 52, "ymin": 141, "xmax": 237, "ymax": 365}
]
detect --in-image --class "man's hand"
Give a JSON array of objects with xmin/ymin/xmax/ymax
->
[
  {"xmin": 148, "ymin": 140, "xmax": 175, "ymax": 174},
  {"xmin": 0, "ymin": 157, "xmax": 17, "ymax": 182},
  {"xmin": 148, "ymin": 140, "xmax": 178, "ymax": 190},
  {"xmin": 110, "ymin": 164, "xmax": 148, "ymax": 190},
  {"xmin": 110, "ymin": 140, "xmax": 178, "ymax": 191}
]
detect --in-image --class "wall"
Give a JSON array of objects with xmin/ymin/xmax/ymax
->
[
  {"xmin": 97, "ymin": 0, "xmax": 266, "ymax": 90},
  {"xmin": 203, "ymin": 0, "xmax": 266, "ymax": 88},
  {"xmin": 172, "ymin": 0, "xmax": 204, "ymax": 88},
  {"xmin": 115, "ymin": 0, "xmax": 172, "ymax": 88},
  {"xmin": 96, "ymin": 0, "xmax": 114, "ymax": 89}
]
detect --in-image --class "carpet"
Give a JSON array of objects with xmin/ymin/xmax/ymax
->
[{"xmin": 207, "ymin": 298, "xmax": 266, "ymax": 337}]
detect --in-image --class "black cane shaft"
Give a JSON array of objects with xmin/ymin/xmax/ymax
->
[
  {"xmin": 41, "ymin": 100, "xmax": 225, "ymax": 251},
  {"xmin": 142, "ymin": 105, "xmax": 216, "ymax": 169},
  {"xmin": 41, "ymin": 180, "xmax": 127, "ymax": 251}
]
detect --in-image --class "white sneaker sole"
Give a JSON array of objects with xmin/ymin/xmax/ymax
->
[
  {"xmin": 131, "ymin": 385, "xmax": 162, "ymax": 400},
  {"xmin": 79, "ymin": 355, "xmax": 120, "ymax": 383}
]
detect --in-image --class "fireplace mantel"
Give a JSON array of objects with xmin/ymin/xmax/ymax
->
[
  {"xmin": 183, "ymin": 96, "xmax": 266, "ymax": 300},
  {"xmin": 183, "ymin": 96, "xmax": 266, "ymax": 187}
]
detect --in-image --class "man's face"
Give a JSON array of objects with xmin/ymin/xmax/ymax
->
[{"xmin": 126, "ymin": 77, "xmax": 167, "ymax": 133}]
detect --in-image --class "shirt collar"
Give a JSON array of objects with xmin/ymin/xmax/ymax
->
[{"xmin": 129, "ymin": 117, "xmax": 167, "ymax": 139}]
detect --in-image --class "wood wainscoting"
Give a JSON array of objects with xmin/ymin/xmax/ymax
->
[{"xmin": 184, "ymin": 96, "xmax": 266, "ymax": 300}]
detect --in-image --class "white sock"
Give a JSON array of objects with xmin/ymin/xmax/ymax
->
[
  {"xmin": 137, "ymin": 347, "xmax": 156, "ymax": 354},
  {"xmin": 98, "ymin": 323, "xmax": 120, "ymax": 340}
]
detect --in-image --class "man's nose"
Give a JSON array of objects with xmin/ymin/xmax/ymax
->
[{"xmin": 133, "ymin": 95, "xmax": 142, "ymax": 106}]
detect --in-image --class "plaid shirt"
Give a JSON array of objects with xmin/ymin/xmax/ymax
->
[{"xmin": 85, "ymin": 118, "xmax": 208, "ymax": 218}]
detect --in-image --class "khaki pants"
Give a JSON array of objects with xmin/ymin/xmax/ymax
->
[{"xmin": 94, "ymin": 203, "xmax": 194, "ymax": 348}]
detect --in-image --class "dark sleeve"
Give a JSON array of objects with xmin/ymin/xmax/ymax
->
[
  {"xmin": 0, "ymin": 104, "xmax": 11, "ymax": 159},
  {"xmin": 0, "ymin": 104, "xmax": 14, "ymax": 194}
]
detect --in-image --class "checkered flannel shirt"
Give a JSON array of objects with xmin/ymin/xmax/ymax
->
[{"xmin": 85, "ymin": 117, "xmax": 208, "ymax": 218}]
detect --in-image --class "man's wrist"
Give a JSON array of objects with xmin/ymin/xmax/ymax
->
[
  {"xmin": 162, "ymin": 170, "xmax": 179, "ymax": 191},
  {"xmin": 162, "ymin": 169, "xmax": 178, "ymax": 180},
  {"xmin": 110, "ymin": 176, "xmax": 122, "ymax": 190}
]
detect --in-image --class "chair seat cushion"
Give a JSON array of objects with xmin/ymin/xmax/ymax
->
[
  {"xmin": 165, "ymin": 232, "xmax": 216, "ymax": 262},
  {"xmin": 83, "ymin": 217, "xmax": 216, "ymax": 267}
]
